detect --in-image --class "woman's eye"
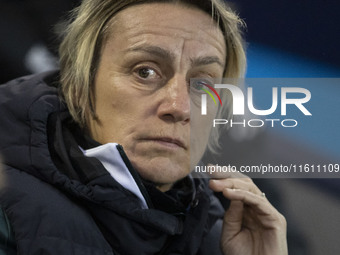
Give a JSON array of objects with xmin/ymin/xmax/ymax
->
[
  {"xmin": 191, "ymin": 79, "xmax": 213, "ymax": 91},
  {"xmin": 191, "ymin": 81, "xmax": 203, "ymax": 90},
  {"xmin": 137, "ymin": 68, "xmax": 157, "ymax": 79}
]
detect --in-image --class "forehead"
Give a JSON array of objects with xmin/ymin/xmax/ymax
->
[{"xmin": 105, "ymin": 2, "xmax": 226, "ymax": 58}]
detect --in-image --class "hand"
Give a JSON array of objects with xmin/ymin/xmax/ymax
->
[{"xmin": 209, "ymin": 172, "xmax": 288, "ymax": 255}]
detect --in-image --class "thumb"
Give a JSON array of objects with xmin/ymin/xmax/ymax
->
[{"xmin": 222, "ymin": 200, "xmax": 244, "ymax": 242}]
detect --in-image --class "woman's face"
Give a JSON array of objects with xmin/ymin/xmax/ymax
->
[{"xmin": 88, "ymin": 3, "xmax": 226, "ymax": 190}]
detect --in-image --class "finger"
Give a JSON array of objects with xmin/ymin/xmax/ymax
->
[
  {"xmin": 222, "ymin": 188, "xmax": 283, "ymax": 225},
  {"xmin": 209, "ymin": 178, "xmax": 261, "ymax": 195},
  {"xmin": 223, "ymin": 188, "xmax": 267, "ymax": 209},
  {"xmin": 222, "ymin": 201, "xmax": 244, "ymax": 241}
]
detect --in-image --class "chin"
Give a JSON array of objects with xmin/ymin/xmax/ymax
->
[{"xmin": 132, "ymin": 158, "xmax": 190, "ymax": 186}]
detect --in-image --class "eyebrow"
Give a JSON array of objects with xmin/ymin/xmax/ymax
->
[
  {"xmin": 190, "ymin": 56, "xmax": 225, "ymax": 69},
  {"xmin": 127, "ymin": 45, "xmax": 176, "ymax": 62},
  {"xmin": 127, "ymin": 45, "xmax": 224, "ymax": 68}
]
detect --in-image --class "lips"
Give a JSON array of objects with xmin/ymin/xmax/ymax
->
[{"xmin": 141, "ymin": 136, "xmax": 187, "ymax": 149}]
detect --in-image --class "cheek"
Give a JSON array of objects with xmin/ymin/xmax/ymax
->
[
  {"xmin": 91, "ymin": 79, "xmax": 136, "ymax": 143},
  {"xmin": 190, "ymin": 107, "xmax": 216, "ymax": 167},
  {"xmin": 95, "ymin": 77, "xmax": 138, "ymax": 120}
]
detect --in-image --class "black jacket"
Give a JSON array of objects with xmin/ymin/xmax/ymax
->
[{"xmin": 0, "ymin": 71, "xmax": 225, "ymax": 254}]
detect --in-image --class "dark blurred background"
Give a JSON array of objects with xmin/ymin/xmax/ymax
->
[
  {"xmin": 233, "ymin": 0, "xmax": 340, "ymax": 71},
  {"xmin": 1, "ymin": 0, "xmax": 339, "ymax": 254},
  {"xmin": 0, "ymin": 0, "xmax": 79, "ymax": 83}
]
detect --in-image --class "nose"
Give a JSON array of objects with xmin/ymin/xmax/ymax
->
[{"xmin": 157, "ymin": 75, "xmax": 190, "ymax": 123}]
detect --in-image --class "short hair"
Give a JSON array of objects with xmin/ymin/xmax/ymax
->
[{"xmin": 59, "ymin": 0, "xmax": 246, "ymax": 152}]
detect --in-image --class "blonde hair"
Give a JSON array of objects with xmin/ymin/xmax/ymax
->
[{"xmin": 59, "ymin": 0, "xmax": 246, "ymax": 152}]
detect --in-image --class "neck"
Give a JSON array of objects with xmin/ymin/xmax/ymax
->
[{"xmin": 156, "ymin": 183, "xmax": 173, "ymax": 192}]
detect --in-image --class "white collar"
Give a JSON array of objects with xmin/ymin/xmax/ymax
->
[{"xmin": 80, "ymin": 143, "xmax": 148, "ymax": 209}]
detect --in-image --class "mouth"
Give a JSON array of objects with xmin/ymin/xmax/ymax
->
[{"xmin": 141, "ymin": 137, "xmax": 187, "ymax": 149}]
